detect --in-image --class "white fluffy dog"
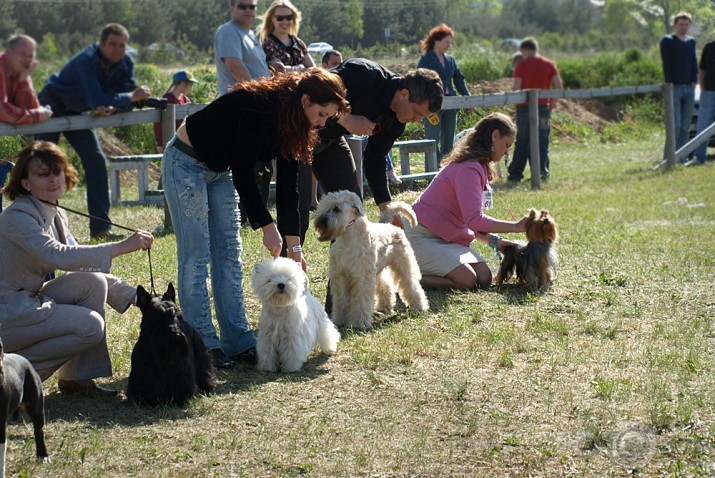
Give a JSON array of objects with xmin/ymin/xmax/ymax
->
[
  {"xmin": 314, "ymin": 190, "xmax": 429, "ymax": 330},
  {"xmin": 252, "ymin": 257, "xmax": 340, "ymax": 372}
]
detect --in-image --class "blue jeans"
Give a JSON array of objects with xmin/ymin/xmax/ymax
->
[
  {"xmin": 509, "ymin": 105, "xmax": 551, "ymax": 181},
  {"xmin": 422, "ymin": 108, "xmax": 457, "ymax": 160},
  {"xmin": 673, "ymin": 84, "xmax": 695, "ymax": 152},
  {"xmin": 694, "ymin": 89, "xmax": 715, "ymax": 163},
  {"xmin": 161, "ymin": 139, "xmax": 256, "ymax": 356}
]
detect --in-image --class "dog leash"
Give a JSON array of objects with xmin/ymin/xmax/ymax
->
[
  {"xmin": 38, "ymin": 198, "xmax": 157, "ymax": 295},
  {"xmin": 488, "ymin": 155, "xmax": 518, "ymax": 263}
]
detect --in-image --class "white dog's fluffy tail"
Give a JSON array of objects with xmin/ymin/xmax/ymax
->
[
  {"xmin": 307, "ymin": 293, "xmax": 340, "ymax": 355},
  {"xmin": 317, "ymin": 317, "xmax": 340, "ymax": 355},
  {"xmin": 379, "ymin": 201, "xmax": 417, "ymax": 227}
]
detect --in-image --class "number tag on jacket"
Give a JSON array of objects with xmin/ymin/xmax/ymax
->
[{"xmin": 482, "ymin": 190, "xmax": 493, "ymax": 210}]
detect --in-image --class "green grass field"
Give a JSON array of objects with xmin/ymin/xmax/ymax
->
[{"xmin": 5, "ymin": 129, "xmax": 715, "ymax": 477}]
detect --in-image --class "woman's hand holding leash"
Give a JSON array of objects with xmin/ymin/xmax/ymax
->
[{"xmin": 111, "ymin": 230, "xmax": 153, "ymax": 258}]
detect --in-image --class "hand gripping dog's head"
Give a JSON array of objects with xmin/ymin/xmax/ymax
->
[
  {"xmin": 313, "ymin": 190, "xmax": 365, "ymax": 242},
  {"xmin": 252, "ymin": 257, "xmax": 307, "ymax": 308},
  {"xmin": 135, "ymin": 284, "xmax": 190, "ymax": 358},
  {"xmin": 525, "ymin": 209, "xmax": 558, "ymax": 244}
]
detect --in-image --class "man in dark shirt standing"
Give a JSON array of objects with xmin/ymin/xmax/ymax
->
[
  {"xmin": 660, "ymin": 12, "xmax": 698, "ymax": 154},
  {"xmin": 687, "ymin": 38, "xmax": 715, "ymax": 166},
  {"xmin": 311, "ymin": 58, "xmax": 443, "ymax": 218},
  {"xmin": 310, "ymin": 59, "xmax": 442, "ymax": 312},
  {"xmin": 36, "ymin": 23, "xmax": 151, "ymax": 240}
]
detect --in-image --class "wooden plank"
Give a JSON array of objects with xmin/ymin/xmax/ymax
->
[
  {"xmin": 108, "ymin": 154, "xmax": 162, "ymax": 163},
  {"xmin": 0, "ymin": 109, "xmax": 159, "ymax": 136},
  {"xmin": 0, "ymin": 84, "xmax": 664, "ymax": 138},
  {"xmin": 675, "ymin": 120, "xmax": 715, "ymax": 161},
  {"xmin": 528, "ymin": 90, "xmax": 541, "ymax": 190}
]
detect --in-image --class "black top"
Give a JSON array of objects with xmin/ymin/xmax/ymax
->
[
  {"xmin": 700, "ymin": 41, "xmax": 715, "ymax": 92},
  {"xmin": 660, "ymin": 34, "xmax": 698, "ymax": 85},
  {"xmin": 185, "ymin": 89, "xmax": 299, "ymax": 234},
  {"xmin": 321, "ymin": 58, "xmax": 405, "ymax": 205}
]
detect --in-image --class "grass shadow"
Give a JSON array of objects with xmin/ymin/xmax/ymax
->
[
  {"xmin": 43, "ymin": 390, "xmax": 201, "ymax": 427},
  {"xmin": 492, "ymin": 283, "xmax": 545, "ymax": 304},
  {"xmin": 423, "ymin": 288, "xmax": 459, "ymax": 312},
  {"xmin": 220, "ymin": 355, "xmax": 332, "ymax": 391},
  {"xmin": 42, "ymin": 355, "xmax": 334, "ymax": 428}
]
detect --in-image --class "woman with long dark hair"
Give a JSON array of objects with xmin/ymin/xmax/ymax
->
[
  {"xmin": 162, "ymin": 69, "xmax": 348, "ymax": 368},
  {"xmin": 259, "ymin": 0, "xmax": 317, "ymax": 251}
]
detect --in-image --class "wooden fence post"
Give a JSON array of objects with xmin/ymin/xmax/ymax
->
[
  {"xmin": 663, "ymin": 83, "xmax": 676, "ymax": 169},
  {"xmin": 528, "ymin": 90, "xmax": 541, "ymax": 189},
  {"xmin": 346, "ymin": 136, "xmax": 365, "ymax": 198},
  {"xmin": 160, "ymin": 104, "xmax": 176, "ymax": 230}
]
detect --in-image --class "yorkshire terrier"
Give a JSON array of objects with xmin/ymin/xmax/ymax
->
[{"xmin": 496, "ymin": 209, "xmax": 558, "ymax": 292}]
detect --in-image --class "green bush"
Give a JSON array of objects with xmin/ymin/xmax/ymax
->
[
  {"xmin": 460, "ymin": 56, "xmax": 503, "ymax": 82},
  {"xmin": 133, "ymin": 64, "xmax": 163, "ymax": 94},
  {"xmin": 0, "ymin": 136, "xmax": 31, "ymax": 160},
  {"xmin": 558, "ymin": 49, "xmax": 661, "ymax": 91},
  {"xmin": 189, "ymin": 69, "xmax": 219, "ymax": 104},
  {"xmin": 108, "ymin": 124, "xmax": 155, "ymax": 153},
  {"xmin": 610, "ymin": 59, "xmax": 661, "ymax": 87}
]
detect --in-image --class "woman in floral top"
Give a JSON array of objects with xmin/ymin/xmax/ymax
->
[
  {"xmin": 258, "ymin": 0, "xmax": 316, "ymax": 73},
  {"xmin": 258, "ymin": 0, "xmax": 317, "ymax": 254}
]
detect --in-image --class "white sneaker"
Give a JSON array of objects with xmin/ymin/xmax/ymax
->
[
  {"xmin": 387, "ymin": 170, "xmax": 402, "ymax": 185},
  {"xmin": 684, "ymin": 158, "xmax": 705, "ymax": 167}
]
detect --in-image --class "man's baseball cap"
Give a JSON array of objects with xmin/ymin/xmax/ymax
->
[{"xmin": 172, "ymin": 70, "xmax": 199, "ymax": 85}]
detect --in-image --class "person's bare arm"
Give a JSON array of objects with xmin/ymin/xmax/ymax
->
[
  {"xmin": 224, "ymin": 57, "xmax": 253, "ymax": 84},
  {"xmin": 512, "ymin": 77, "xmax": 522, "ymax": 90},
  {"xmin": 551, "ymin": 74, "xmax": 563, "ymax": 90}
]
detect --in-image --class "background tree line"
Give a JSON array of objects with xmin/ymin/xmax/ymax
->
[{"xmin": 1, "ymin": 0, "xmax": 714, "ymax": 63}]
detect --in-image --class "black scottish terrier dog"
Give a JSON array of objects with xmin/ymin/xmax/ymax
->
[
  {"xmin": 0, "ymin": 337, "xmax": 49, "ymax": 477},
  {"xmin": 127, "ymin": 284, "xmax": 216, "ymax": 407}
]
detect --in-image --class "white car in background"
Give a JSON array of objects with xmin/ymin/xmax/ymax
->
[{"xmin": 307, "ymin": 42, "xmax": 333, "ymax": 55}]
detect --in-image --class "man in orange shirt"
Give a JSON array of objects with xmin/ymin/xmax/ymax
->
[
  {"xmin": 509, "ymin": 37, "xmax": 563, "ymax": 182},
  {"xmin": 0, "ymin": 35, "xmax": 52, "ymax": 125}
]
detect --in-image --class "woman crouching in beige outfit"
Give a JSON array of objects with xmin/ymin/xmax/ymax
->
[{"xmin": 0, "ymin": 141, "xmax": 152, "ymax": 396}]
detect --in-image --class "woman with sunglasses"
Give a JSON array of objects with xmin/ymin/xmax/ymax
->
[
  {"xmin": 161, "ymin": 69, "xmax": 348, "ymax": 368},
  {"xmin": 258, "ymin": 0, "xmax": 315, "ymax": 74},
  {"xmin": 258, "ymin": 0, "xmax": 317, "ymax": 253}
]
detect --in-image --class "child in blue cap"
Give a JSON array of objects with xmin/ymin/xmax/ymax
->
[{"xmin": 154, "ymin": 70, "xmax": 199, "ymax": 153}]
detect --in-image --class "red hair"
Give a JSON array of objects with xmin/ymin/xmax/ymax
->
[
  {"xmin": 421, "ymin": 23, "xmax": 455, "ymax": 53},
  {"xmin": 234, "ymin": 70, "xmax": 348, "ymax": 163}
]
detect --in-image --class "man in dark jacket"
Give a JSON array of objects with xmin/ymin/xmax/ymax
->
[
  {"xmin": 660, "ymin": 12, "xmax": 698, "ymax": 154},
  {"xmin": 312, "ymin": 58, "xmax": 443, "ymax": 216},
  {"xmin": 36, "ymin": 23, "xmax": 151, "ymax": 240}
]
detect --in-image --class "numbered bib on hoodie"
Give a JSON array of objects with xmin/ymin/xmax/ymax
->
[{"xmin": 482, "ymin": 190, "xmax": 493, "ymax": 210}]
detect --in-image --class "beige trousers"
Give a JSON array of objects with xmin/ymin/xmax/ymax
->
[{"xmin": 1, "ymin": 272, "xmax": 135, "ymax": 381}]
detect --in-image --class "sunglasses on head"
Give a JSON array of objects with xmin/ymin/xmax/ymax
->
[
  {"xmin": 275, "ymin": 14, "xmax": 293, "ymax": 22},
  {"xmin": 235, "ymin": 3, "xmax": 256, "ymax": 10}
]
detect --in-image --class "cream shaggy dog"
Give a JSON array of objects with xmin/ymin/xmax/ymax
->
[
  {"xmin": 314, "ymin": 190, "xmax": 429, "ymax": 330},
  {"xmin": 252, "ymin": 258, "xmax": 340, "ymax": 372}
]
